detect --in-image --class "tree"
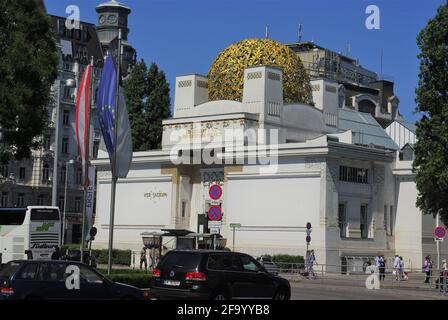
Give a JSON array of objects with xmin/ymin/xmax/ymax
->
[
  {"xmin": 125, "ymin": 60, "xmax": 171, "ymax": 151},
  {"xmin": 0, "ymin": 0, "xmax": 58, "ymax": 160},
  {"xmin": 414, "ymin": 4, "xmax": 448, "ymax": 225}
]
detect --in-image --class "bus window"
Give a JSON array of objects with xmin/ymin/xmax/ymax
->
[
  {"xmin": 30, "ymin": 209, "xmax": 60, "ymax": 221},
  {"xmin": 0, "ymin": 209, "xmax": 26, "ymax": 225}
]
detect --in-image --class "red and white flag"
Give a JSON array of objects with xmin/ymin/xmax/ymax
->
[{"xmin": 75, "ymin": 65, "xmax": 92, "ymax": 185}]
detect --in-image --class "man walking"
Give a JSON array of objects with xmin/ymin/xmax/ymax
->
[
  {"xmin": 307, "ymin": 250, "xmax": 317, "ymax": 279},
  {"xmin": 140, "ymin": 247, "xmax": 147, "ymax": 270}
]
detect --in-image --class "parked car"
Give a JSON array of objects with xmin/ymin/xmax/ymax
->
[
  {"xmin": 150, "ymin": 250, "xmax": 290, "ymax": 300},
  {"xmin": 0, "ymin": 260, "xmax": 149, "ymax": 300},
  {"xmin": 255, "ymin": 256, "xmax": 279, "ymax": 276}
]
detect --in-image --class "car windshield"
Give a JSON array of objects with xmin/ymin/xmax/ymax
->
[
  {"xmin": 0, "ymin": 261, "xmax": 22, "ymax": 279},
  {"xmin": 160, "ymin": 252, "xmax": 201, "ymax": 269}
]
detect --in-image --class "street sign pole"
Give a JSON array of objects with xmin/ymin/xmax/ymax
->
[
  {"xmin": 233, "ymin": 227, "xmax": 236, "ymax": 252},
  {"xmin": 436, "ymin": 213, "xmax": 441, "ymax": 269}
]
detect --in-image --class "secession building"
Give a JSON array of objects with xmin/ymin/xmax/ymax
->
[{"xmin": 92, "ymin": 38, "xmax": 447, "ymax": 272}]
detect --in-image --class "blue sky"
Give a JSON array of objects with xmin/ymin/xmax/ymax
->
[{"xmin": 45, "ymin": 0, "xmax": 445, "ymax": 122}]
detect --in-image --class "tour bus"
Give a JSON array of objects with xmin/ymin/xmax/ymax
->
[{"xmin": 0, "ymin": 206, "xmax": 61, "ymax": 264}]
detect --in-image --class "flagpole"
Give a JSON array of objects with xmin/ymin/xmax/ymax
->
[
  {"xmin": 81, "ymin": 56, "xmax": 94, "ymax": 263},
  {"xmin": 107, "ymin": 29, "xmax": 122, "ymax": 275}
]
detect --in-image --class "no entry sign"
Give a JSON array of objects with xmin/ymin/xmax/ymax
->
[
  {"xmin": 208, "ymin": 205, "xmax": 222, "ymax": 221},
  {"xmin": 434, "ymin": 226, "xmax": 446, "ymax": 239},
  {"xmin": 209, "ymin": 184, "xmax": 222, "ymax": 200}
]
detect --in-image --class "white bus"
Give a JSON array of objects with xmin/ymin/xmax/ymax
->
[{"xmin": 0, "ymin": 206, "xmax": 61, "ymax": 264}]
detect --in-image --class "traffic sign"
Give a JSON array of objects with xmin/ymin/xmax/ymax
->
[
  {"xmin": 435, "ymin": 238, "xmax": 444, "ymax": 242},
  {"xmin": 306, "ymin": 235, "xmax": 311, "ymax": 243},
  {"xmin": 208, "ymin": 220, "xmax": 222, "ymax": 228},
  {"xmin": 306, "ymin": 222, "xmax": 312, "ymax": 230},
  {"xmin": 434, "ymin": 226, "xmax": 446, "ymax": 239},
  {"xmin": 210, "ymin": 227, "xmax": 220, "ymax": 235},
  {"xmin": 209, "ymin": 184, "xmax": 223, "ymax": 200},
  {"xmin": 230, "ymin": 223, "xmax": 241, "ymax": 228},
  {"xmin": 208, "ymin": 205, "xmax": 222, "ymax": 221}
]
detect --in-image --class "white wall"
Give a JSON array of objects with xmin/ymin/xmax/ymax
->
[{"xmin": 223, "ymin": 172, "xmax": 322, "ymax": 258}]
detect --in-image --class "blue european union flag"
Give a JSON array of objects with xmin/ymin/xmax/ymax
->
[{"xmin": 97, "ymin": 55, "xmax": 117, "ymax": 161}]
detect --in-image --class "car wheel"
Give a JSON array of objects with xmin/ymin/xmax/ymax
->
[
  {"xmin": 210, "ymin": 288, "xmax": 230, "ymax": 300},
  {"xmin": 273, "ymin": 288, "xmax": 289, "ymax": 300}
]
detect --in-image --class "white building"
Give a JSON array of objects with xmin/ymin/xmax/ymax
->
[{"xmin": 92, "ymin": 39, "xmax": 447, "ymax": 272}]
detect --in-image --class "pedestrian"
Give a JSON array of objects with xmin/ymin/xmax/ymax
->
[
  {"xmin": 399, "ymin": 256, "xmax": 406, "ymax": 280},
  {"xmin": 375, "ymin": 253, "xmax": 386, "ymax": 281},
  {"xmin": 423, "ymin": 255, "xmax": 433, "ymax": 283},
  {"xmin": 443, "ymin": 259, "xmax": 447, "ymax": 271},
  {"xmin": 51, "ymin": 246, "xmax": 61, "ymax": 260},
  {"xmin": 140, "ymin": 246, "xmax": 147, "ymax": 270},
  {"xmin": 307, "ymin": 250, "xmax": 317, "ymax": 279},
  {"xmin": 393, "ymin": 254, "xmax": 400, "ymax": 280}
]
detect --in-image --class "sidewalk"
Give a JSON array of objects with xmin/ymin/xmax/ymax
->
[{"xmin": 282, "ymin": 272, "xmax": 448, "ymax": 300}]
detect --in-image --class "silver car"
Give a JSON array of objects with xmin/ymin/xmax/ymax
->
[{"xmin": 256, "ymin": 256, "xmax": 279, "ymax": 276}]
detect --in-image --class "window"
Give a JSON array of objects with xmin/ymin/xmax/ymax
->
[
  {"xmin": 37, "ymin": 263, "xmax": 67, "ymax": 281},
  {"xmin": 207, "ymin": 254, "xmax": 241, "ymax": 271},
  {"xmin": 42, "ymin": 164, "xmax": 50, "ymax": 182},
  {"xmin": 0, "ymin": 164, "xmax": 9, "ymax": 178},
  {"xmin": 239, "ymin": 255, "xmax": 262, "ymax": 272},
  {"xmin": 360, "ymin": 204, "xmax": 369, "ymax": 239},
  {"xmin": 338, "ymin": 203, "xmax": 347, "ymax": 238},
  {"xmin": 19, "ymin": 167, "xmax": 26, "ymax": 180},
  {"xmin": 63, "ymin": 110, "xmax": 70, "ymax": 126},
  {"xmin": 181, "ymin": 200, "xmax": 187, "ymax": 218},
  {"xmin": 60, "ymin": 166, "xmax": 66, "ymax": 183},
  {"xmin": 76, "ymin": 168, "xmax": 83, "ymax": 185},
  {"xmin": 75, "ymin": 197, "xmax": 81, "ymax": 212},
  {"xmin": 17, "ymin": 193, "xmax": 25, "ymax": 207},
  {"xmin": 43, "ymin": 136, "xmax": 51, "ymax": 150},
  {"xmin": 17, "ymin": 263, "xmax": 38, "ymax": 280},
  {"xmin": 93, "ymin": 140, "xmax": 100, "ymax": 158},
  {"xmin": 1, "ymin": 192, "xmax": 8, "ymax": 207},
  {"xmin": 62, "ymin": 137, "xmax": 69, "ymax": 154},
  {"xmin": 30, "ymin": 208, "xmax": 59, "ymax": 221},
  {"xmin": 58, "ymin": 196, "xmax": 65, "ymax": 211},
  {"xmin": 37, "ymin": 195, "xmax": 45, "ymax": 206},
  {"xmin": 0, "ymin": 209, "xmax": 26, "ymax": 225},
  {"xmin": 389, "ymin": 205, "xmax": 394, "ymax": 236},
  {"xmin": 79, "ymin": 265, "xmax": 103, "ymax": 283},
  {"xmin": 339, "ymin": 166, "xmax": 368, "ymax": 184},
  {"xmin": 63, "ymin": 86, "xmax": 71, "ymax": 99}
]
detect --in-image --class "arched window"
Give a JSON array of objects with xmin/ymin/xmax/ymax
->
[{"xmin": 358, "ymin": 99, "xmax": 376, "ymax": 117}]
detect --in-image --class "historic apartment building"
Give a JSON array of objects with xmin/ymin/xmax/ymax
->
[{"xmin": 0, "ymin": 0, "xmax": 135, "ymax": 243}]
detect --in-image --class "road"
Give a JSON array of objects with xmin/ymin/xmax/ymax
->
[{"xmin": 289, "ymin": 278, "xmax": 448, "ymax": 300}]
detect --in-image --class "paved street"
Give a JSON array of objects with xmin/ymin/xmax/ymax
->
[{"xmin": 289, "ymin": 276, "xmax": 448, "ymax": 300}]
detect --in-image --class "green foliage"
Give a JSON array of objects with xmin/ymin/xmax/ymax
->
[
  {"xmin": 92, "ymin": 249, "xmax": 132, "ymax": 266},
  {"xmin": 0, "ymin": 0, "xmax": 58, "ymax": 159},
  {"xmin": 414, "ymin": 3, "xmax": 448, "ymax": 225},
  {"xmin": 125, "ymin": 60, "xmax": 171, "ymax": 151},
  {"xmin": 271, "ymin": 254, "xmax": 304, "ymax": 264}
]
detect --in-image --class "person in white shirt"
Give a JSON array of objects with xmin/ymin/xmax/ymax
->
[{"xmin": 393, "ymin": 254, "xmax": 401, "ymax": 280}]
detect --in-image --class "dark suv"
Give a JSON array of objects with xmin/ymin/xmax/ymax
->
[
  {"xmin": 0, "ymin": 260, "xmax": 149, "ymax": 300},
  {"xmin": 150, "ymin": 250, "xmax": 290, "ymax": 300}
]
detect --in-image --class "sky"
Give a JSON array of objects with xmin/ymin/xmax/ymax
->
[{"xmin": 44, "ymin": 0, "xmax": 446, "ymax": 123}]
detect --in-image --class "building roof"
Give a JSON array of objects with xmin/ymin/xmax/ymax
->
[
  {"xmin": 96, "ymin": 0, "xmax": 131, "ymax": 11},
  {"xmin": 339, "ymin": 109, "xmax": 399, "ymax": 150},
  {"xmin": 396, "ymin": 120, "xmax": 417, "ymax": 133}
]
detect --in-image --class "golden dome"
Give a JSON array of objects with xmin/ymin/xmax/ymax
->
[{"xmin": 208, "ymin": 38, "xmax": 312, "ymax": 104}]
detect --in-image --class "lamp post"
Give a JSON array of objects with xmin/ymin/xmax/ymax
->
[{"xmin": 62, "ymin": 159, "xmax": 75, "ymax": 246}]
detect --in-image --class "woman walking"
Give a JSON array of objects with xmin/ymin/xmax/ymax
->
[{"xmin": 423, "ymin": 255, "xmax": 433, "ymax": 283}]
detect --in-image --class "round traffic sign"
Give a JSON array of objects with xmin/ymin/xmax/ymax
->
[
  {"xmin": 306, "ymin": 235, "xmax": 311, "ymax": 243},
  {"xmin": 209, "ymin": 184, "xmax": 223, "ymax": 200},
  {"xmin": 434, "ymin": 226, "xmax": 446, "ymax": 239},
  {"xmin": 208, "ymin": 205, "xmax": 222, "ymax": 221},
  {"xmin": 306, "ymin": 222, "xmax": 312, "ymax": 230}
]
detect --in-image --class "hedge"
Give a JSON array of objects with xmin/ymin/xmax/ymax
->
[
  {"xmin": 60, "ymin": 246, "xmax": 132, "ymax": 266},
  {"xmin": 261, "ymin": 254, "xmax": 304, "ymax": 264}
]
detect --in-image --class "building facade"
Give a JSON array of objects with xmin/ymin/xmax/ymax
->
[{"xmin": 92, "ymin": 39, "xmax": 447, "ymax": 272}]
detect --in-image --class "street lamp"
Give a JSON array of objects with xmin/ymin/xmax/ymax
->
[{"xmin": 62, "ymin": 159, "xmax": 75, "ymax": 246}]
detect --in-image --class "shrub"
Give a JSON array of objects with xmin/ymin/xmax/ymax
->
[
  {"xmin": 92, "ymin": 249, "xmax": 131, "ymax": 266},
  {"xmin": 271, "ymin": 254, "xmax": 304, "ymax": 264}
]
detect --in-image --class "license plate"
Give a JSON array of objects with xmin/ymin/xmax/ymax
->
[{"xmin": 164, "ymin": 280, "xmax": 180, "ymax": 286}]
